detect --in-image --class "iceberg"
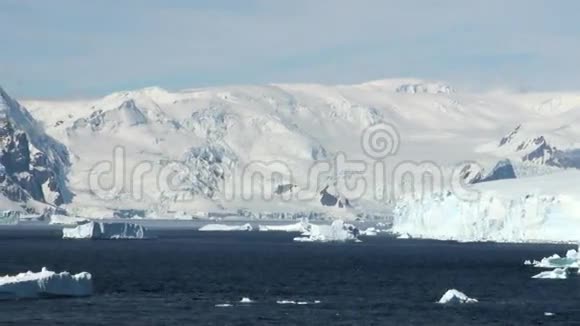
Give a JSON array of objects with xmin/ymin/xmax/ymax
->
[
  {"xmin": 239, "ymin": 297, "xmax": 254, "ymax": 303},
  {"xmin": 0, "ymin": 267, "xmax": 92, "ymax": 299},
  {"xmin": 532, "ymin": 268, "xmax": 569, "ymax": 279},
  {"xmin": 293, "ymin": 220, "xmax": 360, "ymax": 243},
  {"xmin": 198, "ymin": 223, "xmax": 253, "ymax": 232},
  {"xmin": 258, "ymin": 219, "xmax": 310, "ymax": 233},
  {"xmin": 527, "ymin": 246, "xmax": 580, "ymax": 268},
  {"xmin": 437, "ymin": 289, "xmax": 478, "ymax": 304},
  {"xmin": 62, "ymin": 221, "xmax": 149, "ymax": 239}
]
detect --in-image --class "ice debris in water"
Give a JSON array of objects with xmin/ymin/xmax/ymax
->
[
  {"xmin": 240, "ymin": 297, "xmax": 254, "ymax": 303},
  {"xmin": 293, "ymin": 220, "xmax": 360, "ymax": 243},
  {"xmin": 438, "ymin": 289, "xmax": 478, "ymax": 304},
  {"xmin": 532, "ymin": 268, "xmax": 569, "ymax": 279}
]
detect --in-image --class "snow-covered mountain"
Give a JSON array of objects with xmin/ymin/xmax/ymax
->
[
  {"xmin": 0, "ymin": 87, "xmax": 71, "ymax": 214},
  {"xmin": 1, "ymin": 78, "xmax": 576, "ymax": 223}
]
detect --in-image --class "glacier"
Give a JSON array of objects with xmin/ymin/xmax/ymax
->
[
  {"xmin": 0, "ymin": 267, "xmax": 92, "ymax": 300},
  {"xmin": 393, "ymin": 171, "xmax": 580, "ymax": 243},
  {"xmin": 62, "ymin": 221, "xmax": 149, "ymax": 239}
]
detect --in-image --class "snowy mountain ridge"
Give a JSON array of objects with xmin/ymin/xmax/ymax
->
[{"xmin": 0, "ymin": 78, "xmax": 576, "ymax": 223}]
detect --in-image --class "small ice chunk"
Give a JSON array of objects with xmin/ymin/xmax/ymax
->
[
  {"xmin": 544, "ymin": 312, "xmax": 555, "ymax": 317},
  {"xmin": 532, "ymin": 252, "xmax": 579, "ymax": 269},
  {"xmin": 277, "ymin": 300, "xmax": 296, "ymax": 305},
  {"xmin": 0, "ymin": 267, "xmax": 92, "ymax": 299},
  {"xmin": 397, "ymin": 233, "xmax": 411, "ymax": 239},
  {"xmin": 532, "ymin": 268, "xmax": 568, "ymax": 279},
  {"xmin": 524, "ymin": 260, "xmax": 533, "ymax": 265},
  {"xmin": 259, "ymin": 219, "xmax": 310, "ymax": 233},
  {"xmin": 215, "ymin": 303, "xmax": 232, "ymax": 307},
  {"xmin": 293, "ymin": 220, "xmax": 360, "ymax": 243},
  {"xmin": 240, "ymin": 297, "xmax": 254, "ymax": 303},
  {"xmin": 438, "ymin": 289, "xmax": 478, "ymax": 304},
  {"xmin": 199, "ymin": 223, "xmax": 253, "ymax": 232}
]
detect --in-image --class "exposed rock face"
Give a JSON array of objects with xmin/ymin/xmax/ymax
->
[
  {"xmin": 0, "ymin": 117, "xmax": 63, "ymax": 205},
  {"xmin": 274, "ymin": 184, "xmax": 296, "ymax": 195},
  {"xmin": 460, "ymin": 160, "xmax": 516, "ymax": 185},
  {"xmin": 0, "ymin": 87, "xmax": 72, "ymax": 210},
  {"xmin": 476, "ymin": 159, "xmax": 517, "ymax": 183},
  {"xmin": 319, "ymin": 185, "xmax": 351, "ymax": 208},
  {"xmin": 498, "ymin": 125, "xmax": 580, "ymax": 169},
  {"xmin": 459, "ymin": 163, "xmax": 484, "ymax": 184},
  {"xmin": 395, "ymin": 82, "xmax": 454, "ymax": 94}
]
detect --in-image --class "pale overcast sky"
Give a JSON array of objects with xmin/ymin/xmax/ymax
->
[{"xmin": 1, "ymin": 0, "xmax": 580, "ymax": 98}]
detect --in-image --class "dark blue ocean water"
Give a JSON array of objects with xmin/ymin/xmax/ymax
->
[{"xmin": 0, "ymin": 228, "xmax": 579, "ymax": 325}]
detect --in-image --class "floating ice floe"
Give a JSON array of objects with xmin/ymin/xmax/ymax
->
[
  {"xmin": 62, "ymin": 221, "xmax": 149, "ymax": 239},
  {"xmin": 258, "ymin": 219, "xmax": 310, "ymax": 233},
  {"xmin": 437, "ymin": 289, "xmax": 478, "ymax": 304},
  {"xmin": 199, "ymin": 223, "xmax": 253, "ymax": 232},
  {"xmin": 0, "ymin": 267, "xmax": 92, "ymax": 299},
  {"xmin": 293, "ymin": 220, "xmax": 360, "ymax": 243},
  {"xmin": 215, "ymin": 303, "xmax": 233, "ymax": 307},
  {"xmin": 527, "ymin": 246, "xmax": 580, "ymax": 269},
  {"xmin": 277, "ymin": 299, "xmax": 320, "ymax": 305},
  {"xmin": 240, "ymin": 297, "xmax": 254, "ymax": 303},
  {"xmin": 544, "ymin": 312, "xmax": 555, "ymax": 317},
  {"xmin": 532, "ymin": 268, "xmax": 569, "ymax": 279}
]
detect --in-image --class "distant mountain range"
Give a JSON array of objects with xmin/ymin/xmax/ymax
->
[{"xmin": 0, "ymin": 78, "xmax": 578, "ymax": 219}]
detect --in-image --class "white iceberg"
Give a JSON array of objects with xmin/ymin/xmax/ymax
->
[
  {"xmin": 0, "ymin": 267, "xmax": 92, "ymax": 299},
  {"xmin": 62, "ymin": 221, "xmax": 149, "ymax": 239},
  {"xmin": 528, "ymin": 246, "xmax": 580, "ymax": 269},
  {"xmin": 199, "ymin": 223, "xmax": 253, "ymax": 232},
  {"xmin": 438, "ymin": 289, "xmax": 478, "ymax": 304},
  {"xmin": 240, "ymin": 297, "xmax": 254, "ymax": 303},
  {"xmin": 293, "ymin": 220, "xmax": 360, "ymax": 243},
  {"xmin": 532, "ymin": 268, "xmax": 568, "ymax": 279},
  {"xmin": 215, "ymin": 303, "xmax": 232, "ymax": 307},
  {"xmin": 258, "ymin": 219, "xmax": 310, "ymax": 233}
]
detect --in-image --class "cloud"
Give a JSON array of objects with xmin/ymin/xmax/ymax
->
[{"xmin": 1, "ymin": 0, "xmax": 580, "ymax": 98}]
